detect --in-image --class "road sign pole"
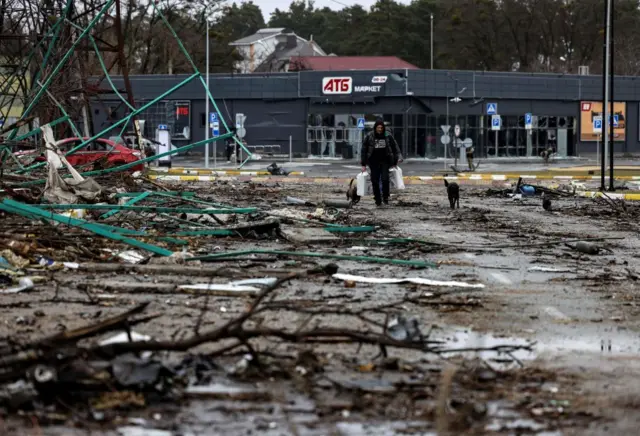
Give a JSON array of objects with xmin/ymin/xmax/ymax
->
[
  {"xmin": 205, "ymin": 22, "xmax": 210, "ymax": 169},
  {"xmin": 445, "ymin": 95, "xmax": 448, "ymax": 169}
]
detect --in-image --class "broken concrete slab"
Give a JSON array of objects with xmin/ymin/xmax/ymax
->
[{"xmin": 279, "ymin": 226, "xmax": 339, "ymax": 244}]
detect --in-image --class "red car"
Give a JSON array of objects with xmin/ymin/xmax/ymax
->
[{"xmin": 17, "ymin": 137, "xmax": 145, "ymax": 172}]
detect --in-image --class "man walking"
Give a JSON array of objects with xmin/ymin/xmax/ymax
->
[{"xmin": 361, "ymin": 119, "xmax": 403, "ymax": 206}]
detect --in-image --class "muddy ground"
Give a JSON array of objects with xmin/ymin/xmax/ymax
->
[{"xmin": 2, "ymin": 179, "xmax": 640, "ymax": 435}]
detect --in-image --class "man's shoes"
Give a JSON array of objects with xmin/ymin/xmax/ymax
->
[
  {"xmin": 383, "ymin": 198, "xmax": 389, "ymax": 205},
  {"xmin": 375, "ymin": 201, "xmax": 382, "ymax": 207}
]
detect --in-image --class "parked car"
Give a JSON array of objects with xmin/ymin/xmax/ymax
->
[
  {"xmin": 109, "ymin": 135, "xmax": 158, "ymax": 158},
  {"xmin": 16, "ymin": 137, "xmax": 144, "ymax": 171}
]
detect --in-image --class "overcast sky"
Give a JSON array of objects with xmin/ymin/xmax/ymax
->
[{"xmin": 247, "ymin": 0, "xmax": 410, "ymax": 21}]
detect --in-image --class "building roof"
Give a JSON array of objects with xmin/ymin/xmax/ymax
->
[
  {"xmin": 288, "ymin": 56, "xmax": 419, "ymax": 71},
  {"xmin": 230, "ymin": 28, "xmax": 291, "ymax": 46},
  {"xmin": 254, "ymin": 36, "xmax": 325, "ymax": 72}
]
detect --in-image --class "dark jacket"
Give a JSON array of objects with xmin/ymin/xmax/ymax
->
[{"xmin": 360, "ymin": 125, "xmax": 403, "ymax": 166}]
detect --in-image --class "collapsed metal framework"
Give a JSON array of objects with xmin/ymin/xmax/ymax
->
[{"xmin": 0, "ymin": 0, "xmax": 250, "ymax": 174}]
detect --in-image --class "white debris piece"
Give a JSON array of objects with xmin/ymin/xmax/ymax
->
[{"xmin": 332, "ymin": 273, "xmax": 485, "ymax": 288}]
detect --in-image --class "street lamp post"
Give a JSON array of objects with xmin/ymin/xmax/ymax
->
[
  {"xmin": 601, "ymin": 0, "xmax": 611, "ymax": 191},
  {"xmin": 430, "ymin": 14, "xmax": 434, "ymax": 70},
  {"xmin": 205, "ymin": 21, "xmax": 210, "ymax": 169}
]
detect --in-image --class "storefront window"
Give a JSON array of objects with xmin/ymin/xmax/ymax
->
[{"xmin": 305, "ymin": 110, "xmax": 578, "ymax": 159}]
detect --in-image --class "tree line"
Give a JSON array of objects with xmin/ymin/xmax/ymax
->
[
  {"xmin": 113, "ymin": 0, "xmax": 639, "ymax": 76},
  {"xmin": 2, "ymin": 0, "xmax": 638, "ymax": 78}
]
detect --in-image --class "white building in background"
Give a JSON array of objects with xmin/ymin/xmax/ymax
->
[{"xmin": 229, "ymin": 28, "xmax": 326, "ymax": 73}]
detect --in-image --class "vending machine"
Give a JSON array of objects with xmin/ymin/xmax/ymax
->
[{"xmin": 155, "ymin": 124, "xmax": 171, "ymax": 168}]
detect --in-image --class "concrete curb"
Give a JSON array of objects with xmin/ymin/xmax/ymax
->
[
  {"xmin": 150, "ymin": 170, "xmax": 640, "ymax": 182},
  {"xmin": 414, "ymin": 174, "xmax": 640, "ymax": 181},
  {"xmin": 148, "ymin": 174, "xmax": 509, "ymax": 186},
  {"xmin": 577, "ymin": 191, "xmax": 640, "ymax": 201},
  {"xmin": 149, "ymin": 169, "xmax": 305, "ymax": 176}
]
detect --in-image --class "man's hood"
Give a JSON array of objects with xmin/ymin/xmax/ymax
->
[{"xmin": 373, "ymin": 120, "xmax": 386, "ymax": 137}]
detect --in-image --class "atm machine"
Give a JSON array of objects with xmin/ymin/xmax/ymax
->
[{"xmin": 155, "ymin": 124, "xmax": 172, "ymax": 168}]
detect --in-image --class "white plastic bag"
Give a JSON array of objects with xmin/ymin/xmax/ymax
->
[
  {"xmin": 356, "ymin": 172, "xmax": 369, "ymax": 196},
  {"xmin": 390, "ymin": 166, "xmax": 405, "ymax": 190}
]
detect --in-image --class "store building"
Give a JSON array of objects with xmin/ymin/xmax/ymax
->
[{"xmin": 93, "ymin": 69, "xmax": 640, "ymax": 159}]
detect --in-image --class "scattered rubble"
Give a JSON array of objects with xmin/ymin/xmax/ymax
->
[{"xmin": 2, "ymin": 124, "xmax": 640, "ymax": 433}]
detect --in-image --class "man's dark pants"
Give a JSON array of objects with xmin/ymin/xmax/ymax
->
[{"xmin": 369, "ymin": 160, "xmax": 390, "ymax": 205}]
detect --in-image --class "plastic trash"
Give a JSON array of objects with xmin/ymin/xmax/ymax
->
[
  {"xmin": 323, "ymin": 199, "xmax": 352, "ymax": 209},
  {"xmin": 100, "ymin": 331, "xmax": 152, "ymax": 359},
  {"xmin": 7, "ymin": 240, "xmax": 32, "ymax": 256},
  {"xmin": 0, "ymin": 250, "xmax": 29, "ymax": 268},
  {"xmin": 574, "ymin": 241, "xmax": 600, "ymax": 255},
  {"xmin": 118, "ymin": 251, "xmax": 147, "ymax": 264},
  {"xmin": 386, "ymin": 315, "xmax": 421, "ymax": 342},
  {"xmin": 285, "ymin": 196, "xmax": 308, "ymax": 205},
  {"xmin": 519, "ymin": 185, "xmax": 535, "ymax": 196},
  {"xmin": 333, "ymin": 273, "xmax": 485, "ymax": 288},
  {"xmin": 356, "ymin": 172, "xmax": 369, "ymax": 196},
  {"xmin": 36, "ymin": 256, "xmax": 55, "ymax": 267},
  {"xmin": 0, "ymin": 277, "xmax": 34, "ymax": 294},
  {"xmin": 390, "ymin": 166, "xmax": 405, "ymax": 190}
]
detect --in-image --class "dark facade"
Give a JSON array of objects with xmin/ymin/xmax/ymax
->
[{"xmin": 91, "ymin": 69, "xmax": 640, "ymax": 159}]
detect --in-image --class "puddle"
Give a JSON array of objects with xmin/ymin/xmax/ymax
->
[
  {"xmin": 485, "ymin": 401, "xmax": 558, "ymax": 434},
  {"xmin": 432, "ymin": 327, "xmax": 640, "ymax": 367},
  {"xmin": 334, "ymin": 422, "xmax": 435, "ymax": 436}
]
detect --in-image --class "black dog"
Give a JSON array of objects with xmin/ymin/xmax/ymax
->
[
  {"xmin": 347, "ymin": 178, "xmax": 360, "ymax": 204},
  {"xmin": 540, "ymin": 147, "xmax": 554, "ymax": 164},
  {"xmin": 444, "ymin": 179, "xmax": 459, "ymax": 209}
]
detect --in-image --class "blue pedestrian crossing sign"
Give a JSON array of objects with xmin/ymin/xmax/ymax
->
[
  {"xmin": 158, "ymin": 124, "xmax": 168, "ymax": 130},
  {"xmin": 525, "ymin": 113, "xmax": 532, "ymax": 129},
  {"xmin": 210, "ymin": 112, "xmax": 220, "ymax": 137},
  {"xmin": 486, "ymin": 103, "xmax": 498, "ymax": 115},
  {"xmin": 491, "ymin": 115, "xmax": 501, "ymax": 131},
  {"xmin": 357, "ymin": 118, "xmax": 365, "ymax": 129},
  {"xmin": 612, "ymin": 114, "xmax": 619, "ymax": 127}
]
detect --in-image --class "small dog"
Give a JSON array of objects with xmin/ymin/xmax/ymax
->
[
  {"xmin": 542, "ymin": 192, "xmax": 552, "ymax": 211},
  {"xmin": 347, "ymin": 178, "xmax": 360, "ymax": 204},
  {"xmin": 444, "ymin": 179, "xmax": 459, "ymax": 209},
  {"xmin": 540, "ymin": 148, "xmax": 554, "ymax": 164}
]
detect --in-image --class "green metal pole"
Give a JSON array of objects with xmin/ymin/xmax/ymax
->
[
  {"xmin": 15, "ymin": 73, "xmax": 200, "ymax": 174},
  {"xmin": 88, "ymin": 36, "xmax": 134, "ymax": 111},
  {"xmin": 0, "ymin": 203, "xmax": 146, "ymax": 235},
  {"xmin": 1, "ymin": 199, "xmax": 173, "ymax": 256},
  {"xmin": 31, "ymin": 0, "xmax": 74, "ymax": 88},
  {"xmin": 33, "ymin": 204, "xmax": 256, "ymax": 214},
  {"xmin": 35, "ymin": 80, "xmax": 83, "ymax": 138},
  {"xmin": 9, "ymin": 0, "xmax": 116, "ymax": 140},
  {"xmin": 152, "ymin": 191, "xmax": 234, "ymax": 209},
  {"xmin": 99, "ymin": 191, "xmax": 152, "ymax": 219},
  {"xmin": 13, "ymin": 116, "xmax": 70, "ymax": 142},
  {"xmin": 0, "ymin": 3, "xmax": 70, "ymax": 125},
  {"xmin": 187, "ymin": 249, "xmax": 437, "ymax": 268},
  {"xmin": 14, "ymin": 131, "xmax": 232, "ymax": 187},
  {"xmin": 149, "ymin": 3, "xmax": 252, "ymax": 165}
]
